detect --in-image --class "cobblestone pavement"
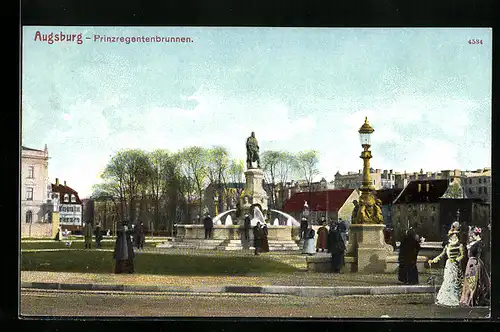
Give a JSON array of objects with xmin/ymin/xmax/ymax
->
[{"xmin": 21, "ymin": 289, "xmax": 489, "ymax": 319}]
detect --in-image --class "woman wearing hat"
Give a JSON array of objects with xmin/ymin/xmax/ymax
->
[
  {"xmin": 460, "ymin": 226, "xmax": 491, "ymax": 307},
  {"xmin": 428, "ymin": 224, "xmax": 465, "ymax": 306}
]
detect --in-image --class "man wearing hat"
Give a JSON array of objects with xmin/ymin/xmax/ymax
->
[
  {"xmin": 300, "ymin": 217, "xmax": 309, "ymax": 240},
  {"xmin": 253, "ymin": 221, "xmax": 263, "ymax": 255},
  {"xmin": 244, "ymin": 213, "xmax": 251, "ymax": 241},
  {"xmin": 203, "ymin": 214, "xmax": 214, "ymax": 239}
]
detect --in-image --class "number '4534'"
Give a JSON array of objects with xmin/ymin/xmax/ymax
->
[{"xmin": 468, "ymin": 39, "xmax": 483, "ymax": 44}]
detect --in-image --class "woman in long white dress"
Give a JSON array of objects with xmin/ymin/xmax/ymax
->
[
  {"xmin": 428, "ymin": 229, "xmax": 465, "ymax": 306},
  {"xmin": 303, "ymin": 224, "xmax": 316, "ymax": 255}
]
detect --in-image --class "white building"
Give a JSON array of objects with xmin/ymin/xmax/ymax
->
[
  {"xmin": 21, "ymin": 145, "xmax": 51, "ymax": 223},
  {"xmin": 51, "ymin": 178, "xmax": 83, "ymax": 230}
]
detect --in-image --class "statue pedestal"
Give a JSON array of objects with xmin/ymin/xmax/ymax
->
[
  {"xmin": 346, "ymin": 224, "xmax": 394, "ymax": 273},
  {"xmin": 243, "ymin": 167, "xmax": 268, "ymax": 210}
]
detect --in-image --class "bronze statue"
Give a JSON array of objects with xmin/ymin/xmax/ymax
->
[{"xmin": 246, "ymin": 132, "xmax": 260, "ymax": 169}]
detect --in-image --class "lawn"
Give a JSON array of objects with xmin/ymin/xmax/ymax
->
[
  {"xmin": 20, "ymin": 241, "xmax": 155, "ymax": 250},
  {"xmin": 20, "ymin": 251, "xmax": 299, "ymax": 276}
]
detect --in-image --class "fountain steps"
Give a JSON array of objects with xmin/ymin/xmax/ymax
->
[{"xmin": 217, "ymin": 239, "xmax": 301, "ymax": 251}]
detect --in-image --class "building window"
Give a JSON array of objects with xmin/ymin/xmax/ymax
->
[
  {"xmin": 26, "ymin": 188, "xmax": 34, "ymax": 201},
  {"xmin": 484, "ymin": 187, "xmax": 487, "ymax": 195},
  {"xmin": 71, "ymin": 194, "xmax": 76, "ymax": 203},
  {"xmin": 64, "ymin": 194, "xmax": 69, "ymax": 203},
  {"xmin": 469, "ymin": 178, "xmax": 472, "ymax": 184},
  {"xmin": 74, "ymin": 217, "xmax": 80, "ymax": 224},
  {"xmin": 478, "ymin": 187, "xmax": 482, "ymax": 194},
  {"xmin": 426, "ymin": 183, "xmax": 430, "ymax": 192},
  {"xmin": 26, "ymin": 210, "xmax": 33, "ymax": 223},
  {"xmin": 28, "ymin": 166, "xmax": 35, "ymax": 179}
]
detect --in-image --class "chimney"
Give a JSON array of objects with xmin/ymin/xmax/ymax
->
[
  {"xmin": 55, "ymin": 178, "xmax": 59, "ymax": 186},
  {"xmin": 64, "ymin": 181, "xmax": 67, "ymax": 186}
]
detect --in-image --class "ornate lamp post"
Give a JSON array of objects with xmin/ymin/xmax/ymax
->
[{"xmin": 353, "ymin": 117, "xmax": 383, "ymax": 225}]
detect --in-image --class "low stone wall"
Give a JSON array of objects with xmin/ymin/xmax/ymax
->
[
  {"xmin": 21, "ymin": 222, "xmax": 52, "ymax": 238},
  {"xmin": 175, "ymin": 224, "xmax": 300, "ymax": 241},
  {"xmin": 306, "ymin": 255, "xmax": 357, "ymax": 273},
  {"xmin": 306, "ymin": 254, "xmax": 429, "ymax": 273}
]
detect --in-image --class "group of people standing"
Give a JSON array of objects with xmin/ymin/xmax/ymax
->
[
  {"xmin": 301, "ymin": 217, "xmax": 348, "ymax": 273},
  {"xmin": 428, "ymin": 222, "xmax": 490, "ymax": 307}
]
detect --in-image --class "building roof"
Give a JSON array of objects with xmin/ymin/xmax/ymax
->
[
  {"xmin": 51, "ymin": 183, "xmax": 82, "ymax": 204},
  {"xmin": 376, "ymin": 188, "xmax": 403, "ymax": 205},
  {"xmin": 21, "ymin": 146, "xmax": 45, "ymax": 152},
  {"xmin": 283, "ymin": 189, "xmax": 355, "ymax": 213},
  {"xmin": 393, "ymin": 179, "xmax": 449, "ymax": 204}
]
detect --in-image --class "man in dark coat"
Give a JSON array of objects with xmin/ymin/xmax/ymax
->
[
  {"xmin": 137, "ymin": 222, "xmax": 145, "ymax": 249},
  {"xmin": 243, "ymin": 214, "xmax": 251, "ymax": 241},
  {"xmin": 203, "ymin": 214, "xmax": 214, "ymax": 239},
  {"xmin": 253, "ymin": 221, "xmax": 263, "ymax": 255},
  {"xmin": 398, "ymin": 228, "xmax": 421, "ymax": 285},
  {"xmin": 113, "ymin": 222, "xmax": 135, "ymax": 274},
  {"xmin": 328, "ymin": 222, "xmax": 346, "ymax": 273},
  {"xmin": 300, "ymin": 217, "xmax": 308, "ymax": 240},
  {"xmin": 83, "ymin": 220, "xmax": 93, "ymax": 249},
  {"xmin": 261, "ymin": 223, "xmax": 269, "ymax": 253},
  {"xmin": 94, "ymin": 222, "xmax": 103, "ymax": 249}
]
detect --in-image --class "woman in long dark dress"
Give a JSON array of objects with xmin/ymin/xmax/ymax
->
[
  {"xmin": 328, "ymin": 222, "xmax": 345, "ymax": 273},
  {"xmin": 113, "ymin": 223, "xmax": 135, "ymax": 274},
  {"xmin": 398, "ymin": 228, "xmax": 421, "ymax": 285},
  {"xmin": 460, "ymin": 227, "xmax": 490, "ymax": 307},
  {"xmin": 261, "ymin": 223, "xmax": 270, "ymax": 253}
]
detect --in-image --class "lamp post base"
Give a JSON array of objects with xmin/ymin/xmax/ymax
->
[{"xmin": 346, "ymin": 224, "xmax": 394, "ymax": 273}]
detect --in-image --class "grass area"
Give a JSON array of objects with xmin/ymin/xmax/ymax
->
[
  {"xmin": 21, "ymin": 251, "xmax": 299, "ymax": 276},
  {"xmin": 20, "ymin": 241, "xmax": 156, "ymax": 250}
]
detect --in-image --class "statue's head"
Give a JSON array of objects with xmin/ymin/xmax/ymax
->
[
  {"xmin": 251, "ymin": 131, "xmax": 255, "ymax": 137},
  {"xmin": 353, "ymin": 200, "xmax": 359, "ymax": 206}
]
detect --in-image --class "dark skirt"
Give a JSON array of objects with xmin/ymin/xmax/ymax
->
[
  {"xmin": 331, "ymin": 251, "xmax": 345, "ymax": 272},
  {"xmin": 261, "ymin": 237, "xmax": 269, "ymax": 252},
  {"xmin": 398, "ymin": 263, "xmax": 419, "ymax": 284},
  {"xmin": 115, "ymin": 259, "xmax": 134, "ymax": 274}
]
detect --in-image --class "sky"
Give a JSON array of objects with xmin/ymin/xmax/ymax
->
[{"xmin": 22, "ymin": 27, "xmax": 492, "ymax": 198}]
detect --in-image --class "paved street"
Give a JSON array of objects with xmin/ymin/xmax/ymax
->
[{"xmin": 21, "ymin": 289, "xmax": 489, "ymax": 319}]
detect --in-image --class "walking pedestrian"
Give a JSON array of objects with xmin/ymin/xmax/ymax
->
[
  {"xmin": 203, "ymin": 214, "xmax": 214, "ymax": 239},
  {"xmin": 398, "ymin": 228, "xmax": 421, "ymax": 285},
  {"xmin": 328, "ymin": 221, "xmax": 346, "ymax": 273},
  {"xmin": 83, "ymin": 220, "xmax": 93, "ymax": 249},
  {"xmin": 244, "ymin": 214, "xmax": 251, "ymax": 241},
  {"xmin": 137, "ymin": 222, "xmax": 145, "ymax": 249},
  {"xmin": 253, "ymin": 221, "xmax": 263, "ymax": 255},
  {"xmin": 261, "ymin": 223, "xmax": 269, "ymax": 253},
  {"xmin": 113, "ymin": 222, "xmax": 135, "ymax": 274},
  {"xmin": 428, "ymin": 225, "xmax": 465, "ymax": 306},
  {"xmin": 316, "ymin": 221, "xmax": 328, "ymax": 252},
  {"xmin": 303, "ymin": 224, "xmax": 316, "ymax": 255},
  {"xmin": 460, "ymin": 226, "xmax": 491, "ymax": 307},
  {"xmin": 94, "ymin": 222, "xmax": 103, "ymax": 249},
  {"xmin": 300, "ymin": 217, "xmax": 308, "ymax": 240}
]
